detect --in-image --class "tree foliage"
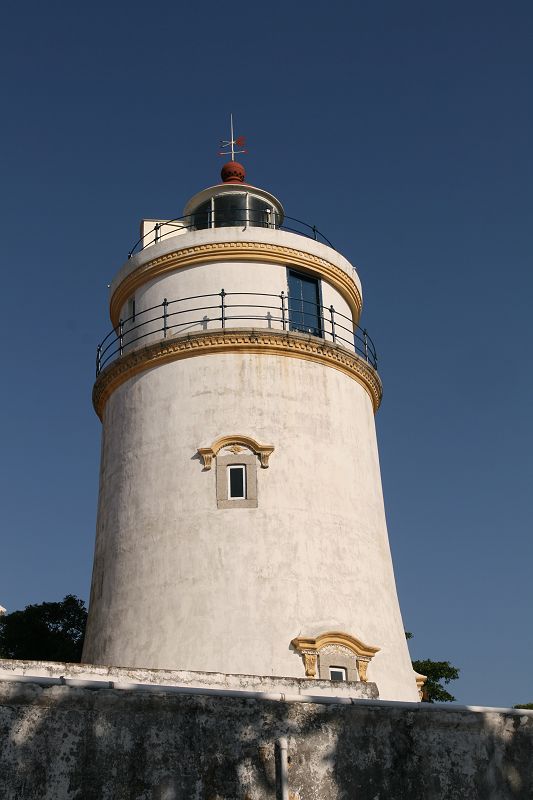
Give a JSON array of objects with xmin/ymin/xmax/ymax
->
[
  {"xmin": 514, "ymin": 703, "xmax": 533, "ymax": 710},
  {"xmin": 411, "ymin": 658, "xmax": 460, "ymax": 702},
  {"xmin": 406, "ymin": 632, "xmax": 460, "ymax": 703},
  {"xmin": 0, "ymin": 595, "xmax": 87, "ymax": 662}
]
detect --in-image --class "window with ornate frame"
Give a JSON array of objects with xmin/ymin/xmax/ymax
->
[
  {"xmin": 291, "ymin": 631, "xmax": 380, "ymax": 684},
  {"xmin": 197, "ymin": 435, "xmax": 275, "ymax": 510}
]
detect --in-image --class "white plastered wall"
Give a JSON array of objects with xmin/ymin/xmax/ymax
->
[
  {"xmin": 85, "ymin": 350, "xmax": 418, "ymax": 701},
  {"xmin": 86, "ymin": 225, "xmax": 417, "ymax": 701},
  {"xmin": 111, "ymin": 227, "xmax": 362, "ymax": 308},
  {"xmin": 118, "ymin": 261, "xmax": 354, "ymax": 353}
]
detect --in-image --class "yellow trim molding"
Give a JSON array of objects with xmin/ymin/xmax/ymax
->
[
  {"xmin": 414, "ymin": 671, "xmax": 428, "ymax": 700},
  {"xmin": 291, "ymin": 631, "xmax": 380, "ymax": 682},
  {"xmin": 198, "ymin": 435, "xmax": 275, "ymax": 470},
  {"xmin": 92, "ymin": 329, "xmax": 382, "ymax": 420},
  {"xmin": 110, "ymin": 241, "xmax": 363, "ymax": 327},
  {"xmin": 291, "ymin": 632, "xmax": 380, "ymax": 660}
]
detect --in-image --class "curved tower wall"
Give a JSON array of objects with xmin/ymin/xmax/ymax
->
[
  {"xmin": 111, "ymin": 228, "xmax": 361, "ymax": 357},
  {"xmin": 84, "ymin": 192, "xmax": 419, "ymax": 702}
]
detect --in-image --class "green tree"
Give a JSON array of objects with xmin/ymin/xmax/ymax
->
[
  {"xmin": 406, "ymin": 632, "xmax": 460, "ymax": 703},
  {"xmin": 514, "ymin": 703, "xmax": 533, "ymax": 710},
  {"xmin": 0, "ymin": 595, "xmax": 87, "ymax": 662},
  {"xmin": 411, "ymin": 658, "xmax": 460, "ymax": 702}
]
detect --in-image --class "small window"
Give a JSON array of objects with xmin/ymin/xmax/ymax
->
[
  {"xmin": 216, "ymin": 454, "xmax": 258, "ymax": 509},
  {"xmin": 329, "ymin": 666, "xmax": 347, "ymax": 682},
  {"xmin": 228, "ymin": 465, "xmax": 246, "ymax": 499},
  {"xmin": 127, "ymin": 297, "xmax": 136, "ymax": 323}
]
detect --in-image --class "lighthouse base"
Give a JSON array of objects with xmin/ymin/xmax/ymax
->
[{"xmin": 0, "ymin": 658, "xmax": 378, "ymax": 700}]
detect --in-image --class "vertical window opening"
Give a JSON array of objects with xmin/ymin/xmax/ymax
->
[{"xmin": 228, "ymin": 465, "xmax": 246, "ymax": 499}]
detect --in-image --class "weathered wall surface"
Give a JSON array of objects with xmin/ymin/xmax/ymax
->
[
  {"xmin": 1, "ymin": 680, "xmax": 532, "ymax": 800},
  {"xmin": 86, "ymin": 220, "xmax": 416, "ymax": 701},
  {"xmin": 84, "ymin": 349, "xmax": 417, "ymax": 701},
  {"xmin": 0, "ymin": 658, "xmax": 379, "ymax": 700}
]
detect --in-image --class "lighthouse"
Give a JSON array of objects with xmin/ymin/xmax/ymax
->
[{"xmin": 83, "ymin": 125, "xmax": 420, "ymax": 702}]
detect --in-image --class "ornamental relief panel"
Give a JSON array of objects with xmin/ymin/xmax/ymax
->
[{"xmin": 319, "ymin": 644, "xmax": 353, "ymax": 658}]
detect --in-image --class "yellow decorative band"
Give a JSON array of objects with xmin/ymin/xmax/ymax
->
[
  {"xmin": 110, "ymin": 241, "xmax": 363, "ymax": 328},
  {"xmin": 93, "ymin": 329, "xmax": 382, "ymax": 420}
]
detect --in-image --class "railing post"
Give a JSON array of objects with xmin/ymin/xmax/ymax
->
[
  {"xmin": 320, "ymin": 301, "xmax": 325, "ymax": 339},
  {"xmin": 96, "ymin": 345, "xmax": 101, "ymax": 377},
  {"xmin": 363, "ymin": 328, "xmax": 369, "ymax": 361},
  {"xmin": 280, "ymin": 291, "xmax": 286, "ymax": 331},
  {"xmin": 221, "ymin": 289, "xmax": 226, "ymax": 329},
  {"xmin": 330, "ymin": 305, "xmax": 336, "ymax": 343},
  {"xmin": 119, "ymin": 320, "xmax": 124, "ymax": 356},
  {"xmin": 163, "ymin": 298, "xmax": 168, "ymax": 338},
  {"xmin": 154, "ymin": 222, "xmax": 160, "ymax": 245},
  {"xmin": 312, "ymin": 224, "xmax": 318, "ymax": 241}
]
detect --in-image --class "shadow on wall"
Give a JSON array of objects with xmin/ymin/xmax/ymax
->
[
  {"xmin": 1, "ymin": 681, "xmax": 533, "ymax": 799},
  {"xmin": 330, "ymin": 705, "xmax": 533, "ymax": 799}
]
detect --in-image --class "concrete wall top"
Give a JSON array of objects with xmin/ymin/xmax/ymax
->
[{"xmin": 0, "ymin": 659, "xmax": 378, "ymax": 700}]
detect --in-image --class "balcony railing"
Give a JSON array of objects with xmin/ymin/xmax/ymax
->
[
  {"xmin": 96, "ymin": 291, "xmax": 377, "ymax": 377},
  {"xmin": 127, "ymin": 214, "xmax": 334, "ymax": 259}
]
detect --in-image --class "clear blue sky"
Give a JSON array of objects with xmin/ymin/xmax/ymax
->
[{"xmin": 1, "ymin": 0, "xmax": 531, "ymax": 708}]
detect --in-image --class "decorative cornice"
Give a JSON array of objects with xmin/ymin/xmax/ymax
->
[
  {"xmin": 110, "ymin": 241, "xmax": 362, "ymax": 327},
  {"xmin": 291, "ymin": 632, "xmax": 381, "ymax": 660},
  {"xmin": 198, "ymin": 435, "xmax": 275, "ymax": 470},
  {"xmin": 291, "ymin": 631, "xmax": 380, "ymax": 682},
  {"xmin": 92, "ymin": 329, "xmax": 382, "ymax": 420}
]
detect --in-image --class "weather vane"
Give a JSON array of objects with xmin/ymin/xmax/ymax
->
[{"xmin": 219, "ymin": 114, "xmax": 247, "ymax": 161}]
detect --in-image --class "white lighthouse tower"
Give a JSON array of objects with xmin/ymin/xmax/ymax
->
[{"xmin": 83, "ymin": 128, "xmax": 420, "ymax": 702}]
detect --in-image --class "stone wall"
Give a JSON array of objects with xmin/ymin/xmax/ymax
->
[{"xmin": 1, "ymin": 679, "xmax": 533, "ymax": 799}]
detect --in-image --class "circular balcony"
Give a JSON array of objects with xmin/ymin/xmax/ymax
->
[{"xmin": 96, "ymin": 291, "xmax": 377, "ymax": 377}]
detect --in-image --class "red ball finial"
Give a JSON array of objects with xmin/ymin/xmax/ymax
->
[{"xmin": 221, "ymin": 160, "xmax": 246, "ymax": 184}]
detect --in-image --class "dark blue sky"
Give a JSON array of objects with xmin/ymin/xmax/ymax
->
[{"xmin": 1, "ymin": 0, "xmax": 531, "ymax": 707}]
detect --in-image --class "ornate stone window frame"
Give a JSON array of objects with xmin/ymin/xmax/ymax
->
[
  {"xmin": 198, "ymin": 435, "xmax": 275, "ymax": 510},
  {"xmin": 216, "ymin": 453, "xmax": 258, "ymax": 509},
  {"xmin": 291, "ymin": 631, "xmax": 380, "ymax": 683}
]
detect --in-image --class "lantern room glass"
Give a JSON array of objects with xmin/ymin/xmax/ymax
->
[{"xmin": 192, "ymin": 194, "xmax": 279, "ymax": 230}]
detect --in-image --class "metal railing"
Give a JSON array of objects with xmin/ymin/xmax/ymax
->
[
  {"xmin": 127, "ymin": 214, "xmax": 334, "ymax": 259},
  {"xmin": 96, "ymin": 291, "xmax": 377, "ymax": 376}
]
